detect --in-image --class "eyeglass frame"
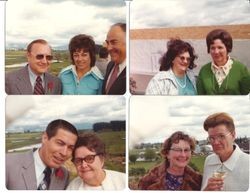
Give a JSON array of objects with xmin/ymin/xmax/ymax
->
[
  {"xmin": 73, "ymin": 153, "xmax": 102, "ymax": 166},
  {"xmin": 207, "ymin": 132, "xmax": 232, "ymax": 143},
  {"xmin": 169, "ymin": 147, "xmax": 192, "ymax": 154},
  {"xmin": 177, "ymin": 55, "xmax": 191, "ymax": 63},
  {"xmin": 33, "ymin": 54, "xmax": 53, "ymax": 61}
]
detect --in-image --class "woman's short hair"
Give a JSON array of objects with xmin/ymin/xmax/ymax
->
[
  {"xmin": 159, "ymin": 38, "xmax": 197, "ymax": 71},
  {"xmin": 72, "ymin": 133, "xmax": 106, "ymax": 160},
  {"xmin": 161, "ymin": 131, "xmax": 196, "ymax": 157},
  {"xmin": 203, "ymin": 112, "xmax": 235, "ymax": 133},
  {"xmin": 68, "ymin": 34, "xmax": 96, "ymax": 67},
  {"xmin": 206, "ymin": 29, "xmax": 233, "ymax": 53}
]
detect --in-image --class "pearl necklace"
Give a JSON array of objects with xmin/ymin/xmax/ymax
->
[{"xmin": 173, "ymin": 74, "xmax": 187, "ymax": 88}]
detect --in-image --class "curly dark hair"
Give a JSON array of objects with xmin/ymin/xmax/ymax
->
[
  {"xmin": 206, "ymin": 29, "xmax": 233, "ymax": 54},
  {"xmin": 159, "ymin": 38, "xmax": 197, "ymax": 71},
  {"xmin": 68, "ymin": 34, "xmax": 96, "ymax": 67}
]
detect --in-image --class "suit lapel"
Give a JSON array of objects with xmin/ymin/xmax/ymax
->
[
  {"xmin": 15, "ymin": 65, "xmax": 33, "ymax": 94},
  {"xmin": 21, "ymin": 151, "xmax": 37, "ymax": 190}
]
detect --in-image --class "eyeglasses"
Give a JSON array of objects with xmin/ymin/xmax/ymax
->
[
  {"xmin": 73, "ymin": 154, "xmax": 101, "ymax": 166},
  {"xmin": 35, "ymin": 54, "xmax": 53, "ymax": 61},
  {"xmin": 178, "ymin": 56, "xmax": 191, "ymax": 63},
  {"xmin": 207, "ymin": 132, "xmax": 231, "ymax": 143},
  {"xmin": 170, "ymin": 148, "xmax": 191, "ymax": 154}
]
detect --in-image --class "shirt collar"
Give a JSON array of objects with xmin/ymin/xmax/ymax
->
[
  {"xmin": 33, "ymin": 149, "xmax": 47, "ymax": 184},
  {"xmin": 70, "ymin": 65, "xmax": 103, "ymax": 80},
  {"xmin": 211, "ymin": 56, "xmax": 233, "ymax": 74},
  {"xmin": 28, "ymin": 65, "xmax": 45, "ymax": 88},
  {"xmin": 207, "ymin": 144, "xmax": 242, "ymax": 171}
]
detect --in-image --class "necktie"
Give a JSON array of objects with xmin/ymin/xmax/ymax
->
[
  {"xmin": 106, "ymin": 64, "xmax": 119, "ymax": 93},
  {"xmin": 38, "ymin": 167, "xmax": 51, "ymax": 190},
  {"xmin": 34, "ymin": 76, "xmax": 45, "ymax": 95}
]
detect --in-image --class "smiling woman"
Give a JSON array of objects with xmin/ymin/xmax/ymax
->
[{"xmin": 138, "ymin": 131, "xmax": 202, "ymax": 190}]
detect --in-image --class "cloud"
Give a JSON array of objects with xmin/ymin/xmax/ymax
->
[
  {"xmin": 131, "ymin": 0, "xmax": 250, "ymax": 29},
  {"xmin": 129, "ymin": 96, "xmax": 250, "ymax": 148},
  {"xmin": 6, "ymin": 96, "xmax": 125, "ymax": 132},
  {"xmin": 6, "ymin": 0, "xmax": 126, "ymax": 48}
]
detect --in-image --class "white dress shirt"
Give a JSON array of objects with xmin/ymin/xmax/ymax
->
[{"xmin": 201, "ymin": 144, "xmax": 249, "ymax": 191}]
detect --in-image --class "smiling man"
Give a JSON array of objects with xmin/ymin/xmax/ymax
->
[
  {"xmin": 102, "ymin": 23, "xmax": 126, "ymax": 95},
  {"xmin": 6, "ymin": 119, "xmax": 78, "ymax": 190},
  {"xmin": 201, "ymin": 112, "xmax": 249, "ymax": 191},
  {"xmin": 5, "ymin": 39, "xmax": 62, "ymax": 95}
]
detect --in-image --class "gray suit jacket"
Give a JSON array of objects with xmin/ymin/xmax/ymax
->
[
  {"xmin": 6, "ymin": 150, "xmax": 69, "ymax": 190},
  {"xmin": 5, "ymin": 65, "xmax": 62, "ymax": 95}
]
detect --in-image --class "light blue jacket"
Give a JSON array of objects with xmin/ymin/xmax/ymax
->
[{"xmin": 59, "ymin": 65, "xmax": 103, "ymax": 95}]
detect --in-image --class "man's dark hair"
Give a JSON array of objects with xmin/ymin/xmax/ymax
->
[
  {"xmin": 112, "ymin": 22, "xmax": 126, "ymax": 33},
  {"xmin": 45, "ymin": 119, "xmax": 78, "ymax": 139}
]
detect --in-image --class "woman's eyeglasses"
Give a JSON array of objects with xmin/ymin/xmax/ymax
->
[
  {"xmin": 35, "ymin": 54, "xmax": 53, "ymax": 61},
  {"xmin": 73, "ymin": 154, "xmax": 101, "ymax": 166},
  {"xmin": 170, "ymin": 147, "xmax": 191, "ymax": 154}
]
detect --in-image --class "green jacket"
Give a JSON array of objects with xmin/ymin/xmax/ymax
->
[{"xmin": 196, "ymin": 60, "xmax": 250, "ymax": 95}]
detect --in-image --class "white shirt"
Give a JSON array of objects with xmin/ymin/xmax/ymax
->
[
  {"xmin": 66, "ymin": 169, "xmax": 126, "ymax": 190},
  {"xmin": 201, "ymin": 144, "xmax": 249, "ymax": 191},
  {"xmin": 33, "ymin": 149, "xmax": 47, "ymax": 187}
]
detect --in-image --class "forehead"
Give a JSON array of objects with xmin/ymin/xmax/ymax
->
[
  {"xmin": 75, "ymin": 146, "xmax": 95, "ymax": 157},
  {"xmin": 208, "ymin": 124, "xmax": 229, "ymax": 135},
  {"xmin": 211, "ymin": 39, "xmax": 225, "ymax": 46},
  {"xmin": 106, "ymin": 26, "xmax": 125, "ymax": 41},
  {"xmin": 179, "ymin": 51, "xmax": 190, "ymax": 56},
  {"xmin": 51, "ymin": 128, "xmax": 77, "ymax": 142},
  {"xmin": 30, "ymin": 43, "xmax": 51, "ymax": 53},
  {"xmin": 171, "ymin": 139, "xmax": 190, "ymax": 147}
]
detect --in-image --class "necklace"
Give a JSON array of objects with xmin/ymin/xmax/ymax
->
[{"xmin": 173, "ymin": 74, "xmax": 187, "ymax": 88}]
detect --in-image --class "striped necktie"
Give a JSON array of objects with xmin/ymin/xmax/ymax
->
[
  {"xmin": 106, "ymin": 64, "xmax": 119, "ymax": 93},
  {"xmin": 34, "ymin": 76, "xmax": 45, "ymax": 95},
  {"xmin": 37, "ymin": 167, "xmax": 51, "ymax": 190}
]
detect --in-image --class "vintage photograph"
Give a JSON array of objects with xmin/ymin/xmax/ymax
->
[
  {"xmin": 5, "ymin": 0, "xmax": 126, "ymax": 95},
  {"xmin": 129, "ymin": 96, "xmax": 249, "ymax": 191},
  {"xmin": 6, "ymin": 95, "xmax": 126, "ymax": 190},
  {"xmin": 130, "ymin": 0, "xmax": 250, "ymax": 95}
]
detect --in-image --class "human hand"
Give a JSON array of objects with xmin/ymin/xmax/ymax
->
[{"xmin": 204, "ymin": 177, "xmax": 224, "ymax": 191}]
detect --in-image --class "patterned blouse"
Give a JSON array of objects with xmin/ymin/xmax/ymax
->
[{"xmin": 165, "ymin": 171, "xmax": 184, "ymax": 190}]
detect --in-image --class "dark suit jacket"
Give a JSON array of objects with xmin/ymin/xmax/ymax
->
[
  {"xmin": 6, "ymin": 150, "xmax": 69, "ymax": 190},
  {"xmin": 102, "ymin": 61, "xmax": 126, "ymax": 95},
  {"xmin": 5, "ymin": 65, "xmax": 62, "ymax": 95}
]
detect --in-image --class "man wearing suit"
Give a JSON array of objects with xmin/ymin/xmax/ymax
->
[
  {"xmin": 5, "ymin": 39, "xmax": 61, "ymax": 94},
  {"xmin": 102, "ymin": 23, "xmax": 126, "ymax": 95},
  {"xmin": 6, "ymin": 119, "xmax": 78, "ymax": 190}
]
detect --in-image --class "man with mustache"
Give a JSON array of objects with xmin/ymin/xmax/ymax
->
[
  {"xmin": 6, "ymin": 119, "xmax": 78, "ymax": 190},
  {"xmin": 102, "ymin": 23, "xmax": 126, "ymax": 95}
]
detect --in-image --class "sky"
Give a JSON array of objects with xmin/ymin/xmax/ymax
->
[
  {"xmin": 6, "ymin": 0, "xmax": 126, "ymax": 49},
  {"xmin": 130, "ymin": 0, "xmax": 250, "ymax": 29},
  {"xmin": 6, "ymin": 96, "xmax": 125, "ymax": 133},
  {"xmin": 129, "ymin": 96, "xmax": 250, "ymax": 148}
]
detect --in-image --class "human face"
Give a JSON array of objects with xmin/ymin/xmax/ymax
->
[
  {"xmin": 167, "ymin": 140, "xmax": 192, "ymax": 170},
  {"xmin": 40, "ymin": 128, "xmax": 77, "ymax": 168},
  {"xmin": 27, "ymin": 43, "xmax": 52, "ymax": 75},
  {"xmin": 106, "ymin": 25, "xmax": 126, "ymax": 65},
  {"xmin": 73, "ymin": 49, "xmax": 91, "ymax": 72},
  {"xmin": 209, "ymin": 39, "xmax": 228, "ymax": 66},
  {"xmin": 207, "ymin": 124, "xmax": 235, "ymax": 161},
  {"xmin": 172, "ymin": 51, "xmax": 191, "ymax": 75},
  {"xmin": 74, "ymin": 146, "xmax": 104, "ymax": 183}
]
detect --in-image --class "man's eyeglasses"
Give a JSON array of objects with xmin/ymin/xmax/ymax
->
[
  {"xmin": 35, "ymin": 54, "xmax": 53, "ymax": 61},
  {"xmin": 170, "ymin": 147, "xmax": 191, "ymax": 154},
  {"xmin": 207, "ymin": 132, "xmax": 231, "ymax": 143},
  {"xmin": 73, "ymin": 154, "xmax": 101, "ymax": 166}
]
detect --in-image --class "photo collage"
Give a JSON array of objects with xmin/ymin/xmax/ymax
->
[{"xmin": 2, "ymin": 0, "xmax": 250, "ymax": 192}]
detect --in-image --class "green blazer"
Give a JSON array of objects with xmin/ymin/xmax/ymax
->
[{"xmin": 196, "ymin": 60, "xmax": 250, "ymax": 95}]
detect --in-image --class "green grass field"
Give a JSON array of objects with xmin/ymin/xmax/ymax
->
[
  {"xmin": 6, "ymin": 130, "xmax": 125, "ymax": 174},
  {"xmin": 5, "ymin": 50, "xmax": 70, "ymax": 76}
]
